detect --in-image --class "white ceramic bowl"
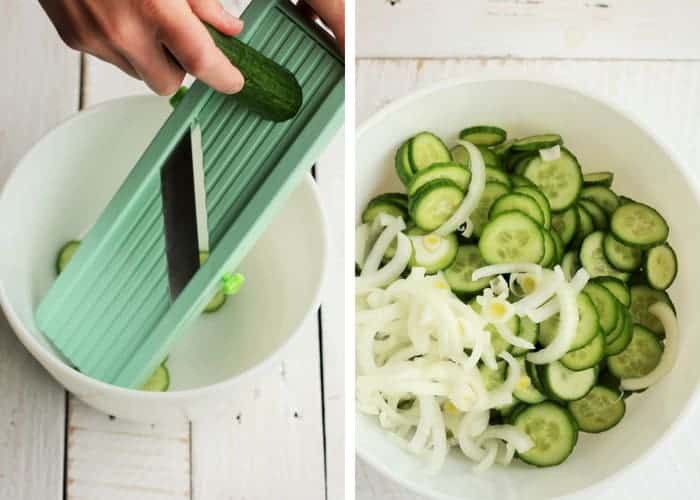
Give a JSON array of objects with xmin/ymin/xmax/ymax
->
[
  {"xmin": 0, "ymin": 96, "xmax": 327, "ymax": 423},
  {"xmin": 356, "ymin": 78, "xmax": 700, "ymax": 499}
]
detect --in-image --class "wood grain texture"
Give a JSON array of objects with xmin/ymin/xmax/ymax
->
[
  {"xmin": 0, "ymin": 1, "xmax": 80, "ymax": 499},
  {"xmin": 357, "ymin": 0, "xmax": 700, "ymax": 60},
  {"xmin": 355, "ymin": 57, "xmax": 700, "ymax": 499}
]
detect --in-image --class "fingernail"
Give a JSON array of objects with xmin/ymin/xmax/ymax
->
[{"xmin": 227, "ymin": 75, "xmax": 245, "ymax": 94}]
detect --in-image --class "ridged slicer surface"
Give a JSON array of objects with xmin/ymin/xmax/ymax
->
[{"xmin": 35, "ymin": 0, "xmax": 344, "ymax": 388}]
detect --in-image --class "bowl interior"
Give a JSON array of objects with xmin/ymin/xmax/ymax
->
[
  {"xmin": 356, "ymin": 79, "xmax": 700, "ymax": 499},
  {"xmin": 0, "ymin": 96, "xmax": 325, "ymax": 391}
]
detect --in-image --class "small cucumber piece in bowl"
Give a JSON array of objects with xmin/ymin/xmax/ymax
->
[
  {"xmin": 595, "ymin": 276, "xmax": 631, "ymax": 307},
  {"xmin": 140, "ymin": 363, "xmax": 170, "ymax": 391},
  {"xmin": 513, "ymin": 186, "xmax": 552, "ymax": 229},
  {"xmin": 512, "ymin": 357, "xmax": 547, "ymax": 404},
  {"xmin": 512, "ymin": 134, "xmax": 563, "ymax": 152},
  {"xmin": 560, "ymin": 331, "xmax": 606, "ymax": 371},
  {"xmin": 199, "ymin": 251, "xmax": 227, "ymax": 313},
  {"xmin": 607, "ymin": 324, "xmax": 663, "ymax": 379},
  {"xmin": 583, "ymin": 281, "xmax": 619, "ymax": 335},
  {"xmin": 568, "ymin": 385, "xmax": 625, "ymax": 433},
  {"xmin": 523, "ymin": 147, "xmax": 583, "ymax": 211},
  {"xmin": 539, "ymin": 229, "xmax": 557, "ymax": 268},
  {"xmin": 394, "ymin": 141, "xmax": 414, "ymax": 186},
  {"xmin": 644, "ymin": 243, "xmax": 678, "ymax": 290},
  {"xmin": 409, "ymin": 132, "xmax": 451, "ymax": 171},
  {"xmin": 579, "ymin": 231, "xmax": 630, "ymax": 281},
  {"xmin": 407, "ymin": 162, "xmax": 471, "ymax": 195},
  {"xmin": 514, "ymin": 402, "xmax": 578, "ymax": 467},
  {"xmin": 443, "ymin": 244, "xmax": 492, "ymax": 294},
  {"xmin": 361, "ymin": 193, "xmax": 408, "ymax": 224},
  {"xmin": 407, "ymin": 231, "xmax": 459, "ymax": 274},
  {"xmin": 551, "ymin": 206, "xmax": 578, "ymax": 247},
  {"xmin": 489, "ymin": 192, "xmax": 545, "ymax": 226},
  {"xmin": 580, "ymin": 186, "xmax": 619, "ymax": 216},
  {"xmin": 539, "ymin": 292, "xmax": 599, "ymax": 351},
  {"xmin": 603, "ymin": 232, "xmax": 642, "ymax": 272},
  {"xmin": 459, "ymin": 125, "xmax": 507, "ymax": 146},
  {"xmin": 408, "ymin": 179, "xmax": 463, "ymax": 231},
  {"xmin": 485, "ymin": 166, "xmax": 511, "ymax": 186},
  {"xmin": 56, "ymin": 240, "xmax": 81, "ymax": 274},
  {"xmin": 629, "ymin": 285, "xmax": 674, "ymax": 337},
  {"xmin": 578, "ymin": 199, "xmax": 608, "ymax": 231},
  {"xmin": 541, "ymin": 361, "xmax": 597, "ymax": 401},
  {"xmin": 583, "ymin": 171, "xmax": 614, "ymax": 188},
  {"xmin": 510, "ymin": 175, "xmax": 535, "ymax": 187},
  {"xmin": 479, "ymin": 211, "xmax": 545, "ymax": 264},
  {"xmin": 610, "ymin": 202, "xmax": 669, "ymax": 249},
  {"xmin": 471, "ymin": 181, "xmax": 510, "ymax": 237}
]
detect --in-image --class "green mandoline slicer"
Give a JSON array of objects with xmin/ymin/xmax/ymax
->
[{"xmin": 34, "ymin": 0, "xmax": 344, "ymax": 389}]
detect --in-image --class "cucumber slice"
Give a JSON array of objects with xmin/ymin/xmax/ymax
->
[
  {"xmin": 539, "ymin": 292, "xmax": 599, "ymax": 351},
  {"xmin": 644, "ymin": 243, "xmax": 677, "ymax": 290},
  {"xmin": 583, "ymin": 172, "xmax": 614, "ymax": 188},
  {"xmin": 450, "ymin": 145, "xmax": 470, "ymax": 167},
  {"xmin": 510, "ymin": 175, "xmax": 535, "ymax": 188},
  {"xmin": 480, "ymin": 146, "xmax": 502, "ymax": 169},
  {"xmin": 512, "ymin": 134, "xmax": 563, "ymax": 152},
  {"xmin": 568, "ymin": 385, "xmax": 625, "ymax": 433},
  {"xmin": 572, "ymin": 204, "xmax": 595, "ymax": 248},
  {"xmin": 512, "ymin": 357, "xmax": 547, "ymax": 404},
  {"xmin": 514, "ymin": 402, "xmax": 578, "ymax": 467},
  {"xmin": 551, "ymin": 206, "xmax": 578, "ymax": 247},
  {"xmin": 550, "ymin": 229, "xmax": 564, "ymax": 264},
  {"xmin": 394, "ymin": 141, "xmax": 414, "ymax": 186},
  {"xmin": 471, "ymin": 182, "xmax": 510, "ymax": 237},
  {"xmin": 505, "ymin": 151, "xmax": 535, "ymax": 173},
  {"xmin": 583, "ymin": 281, "xmax": 619, "ymax": 334},
  {"xmin": 459, "ymin": 125, "xmax": 507, "ymax": 146},
  {"xmin": 479, "ymin": 211, "xmax": 545, "ymax": 265},
  {"xmin": 199, "ymin": 251, "xmax": 227, "ymax": 313},
  {"xmin": 492, "ymin": 139, "xmax": 515, "ymax": 156},
  {"xmin": 513, "ymin": 186, "xmax": 552, "ymax": 230},
  {"xmin": 610, "ymin": 202, "xmax": 669, "ymax": 249},
  {"xmin": 603, "ymin": 233, "xmax": 642, "ymax": 272},
  {"xmin": 526, "ymin": 360, "xmax": 547, "ymax": 394},
  {"xmin": 489, "ymin": 193, "xmax": 545, "ymax": 226},
  {"xmin": 56, "ymin": 240, "xmax": 81, "ymax": 274},
  {"xmin": 511, "ymin": 316, "xmax": 539, "ymax": 357},
  {"xmin": 578, "ymin": 199, "xmax": 608, "ymax": 231},
  {"xmin": 407, "ymin": 162, "xmax": 471, "ymax": 195},
  {"xmin": 408, "ymin": 231, "xmax": 458, "ymax": 274},
  {"xmin": 470, "ymin": 300, "xmax": 520, "ymax": 354},
  {"xmin": 560, "ymin": 331, "xmax": 606, "ymax": 371},
  {"xmin": 561, "ymin": 251, "xmax": 580, "ymax": 281},
  {"xmin": 409, "ymin": 132, "xmax": 451, "ymax": 171},
  {"xmin": 607, "ymin": 324, "xmax": 663, "ymax": 379},
  {"xmin": 629, "ymin": 285, "xmax": 674, "ymax": 337},
  {"xmin": 444, "ymin": 245, "xmax": 491, "ymax": 294},
  {"xmin": 485, "ymin": 166, "xmax": 511, "ymax": 186},
  {"xmin": 523, "ymin": 148, "xmax": 583, "ymax": 211},
  {"xmin": 580, "ymin": 186, "xmax": 619, "ymax": 216},
  {"xmin": 361, "ymin": 193, "xmax": 408, "ymax": 224},
  {"xmin": 408, "ymin": 179, "xmax": 464, "ymax": 231},
  {"xmin": 480, "ymin": 361, "xmax": 507, "ymax": 391},
  {"xmin": 140, "ymin": 364, "xmax": 170, "ymax": 391},
  {"xmin": 595, "ymin": 277, "xmax": 630, "ymax": 307},
  {"xmin": 604, "ymin": 310, "xmax": 633, "ymax": 356},
  {"xmin": 579, "ymin": 231, "xmax": 630, "ymax": 281},
  {"xmin": 541, "ymin": 361, "xmax": 597, "ymax": 401},
  {"xmin": 539, "ymin": 229, "xmax": 557, "ymax": 268}
]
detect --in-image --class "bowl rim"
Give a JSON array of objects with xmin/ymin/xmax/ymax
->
[
  {"xmin": 0, "ymin": 94, "xmax": 329, "ymax": 402},
  {"xmin": 355, "ymin": 74, "xmax": 700, "ymax": 499}
]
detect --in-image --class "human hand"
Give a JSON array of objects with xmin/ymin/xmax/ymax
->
[
  {"xmin": 300, "ymin": 0, "xmax": 345, "ymax": 52},
  {"xmin": 39, "ymin": 0, "xmax": 246, "ymax": 95}
]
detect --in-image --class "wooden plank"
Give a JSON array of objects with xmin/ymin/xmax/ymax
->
[
  {"xmin": 355, "ymin": 57, "xmax": 700, "ymax": 499},
  {"xmin": 0, "ymin": 1, "xmax": 80, "ymax": 499},
  {"xmin": 357, "ymin": 0, "xmax": 700, "ymax": 60}
]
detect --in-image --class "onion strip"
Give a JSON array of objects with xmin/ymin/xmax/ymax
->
[
  {"xmin": 472, "ymin": 263, "xmax": 542, "ymax": 282},
  {"xmin": 527, "ymin": 282, "xmax": 578, "ymax": 364},
  {"xmin": 356, "ymin": 232, "xmax": 411, "ymax": 293}
]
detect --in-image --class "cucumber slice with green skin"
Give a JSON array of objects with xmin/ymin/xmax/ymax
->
[
  {"xmin": 470, "ymin": 300, "xmax": 521, "ymax": 354},
  {"xmin": 480, "ymin": 361, "xmax": 507, "ymax": 391},
  {"xmin": 56, "ymin": 240, "xmax": 81, "ymax": 274},
  {"xmin": 579, "ymin": 231, "xmax": 630, "ymax": 281},
  {"xmin": 444, "ymin": 245, "xmax": 492, "ymax": 294},
  {"xmin": 511, "ymin": 316, "xmax": 539, "ymax": 356},
  {"xmin": 629, "ymin": 285, "xmax": 674, "ymax": 337},
  {"xmin": 407, "ymin": 162, "xmax": 471, "ymax": 195},
  {"xmin": 618, "ymin": 195, "xmax": 636, "ymax": 206},
  {"xmin": 568, "ymin": 385, "xmax": 625, "ymax": 433},
  {"xmin": 551, "ymin": 206, "xmax": 578, "ymax": 247},
  {"xmin": 526, "ymin": 360, "xmax": 547, "ymax": 394},
  {"xmin": 604, "ymin": 310, "xmax": 633, "ymax": 356},
  {"xmin": 580, "ymin": 186, "xmax": 619, "ymax": 216},
  {"xmin": 199, "ymin": 251, "xmax": 227, "ymax": 313},
  {"xmin": 523, "ymin": 147, "xmax": 583, "ymax": 212},
  {"xmin": 595, "ymin": 276, "xmax": 631, "ymax": 307},
  {"xmin": 610, "ymin": 202, "xmax": 669, "ymax": 249},
  {"xmin": 539, "ymin": 229, "xmax": 557, "ymax": 268},
  {"xmin": 561, "ymin": 251, "xmax": 580, "ymax": 281},
  {"xmin": 512, "ymin": 357, "xmax": 547, "ymax": 404},
  {"xmin": 514, "ymin": 402, "xmax": 578, "ymax": 467},
  {"xmin": 361, "ymin": 194, "xmax": 408, "ymax": 224},
  {"xmin": 395, "ymin": 141, "xmax": 414, "ymax": 186},
  {"xmin": 578, "ymin": 199, "xmax": 608, "ymax": 231},
  {"xmin": 379, "ymin": 192, "xmax": 409, "ymax": 209},
  {"xmin": 512, "ymin": 134, "xmax": 563, "ymax": 152},
  {"xmin": 607, "ymin": 324, "xmax": 663, "ymax": 379},
  {"xmin": 644, "ymin": 243, "xmax": 678, "ymax": 290},
  {"xmin": 169, "ymin": 86, "xmax": 189, "ymax": 108},
  {"xmin": 459, "ymin": 125, "xmax": 507, "ymax": 146},
  {"xmin": 603, "ymin": 232, "xmax": 642, "ymax": 272},
  {"xmin": 539, "ymin": 292, "xmax": 599, "ymax": 351},
  {"xmin": 485, "ymin": 166, "xmax": 511, "ymax": 186},
  {"xmin": 450, "ymin": 145, "xmax": 470, "ymax": 166},
  {"xmin": 560, "ymin": 331, "xmax": 606, "ymax": 371},
  {"xmin": 603, "ymin": 300, "xmax": 627, "ymax": 344},
  {"xmin": 513, "ymin": 156, "xmax": 534, "ymax": 176},
  {"xmin": 479, "ymin": 211, "xmax": 545, "ymax": 265},
  {"xmin": 479, "ymin": 146, "xmax": 502, "ymax": 169},
  {"xmin": 409, "ymin": 132, "xmax": 452, "ymax": 171},
  {"xmin": 472, "ymin": 182, "xmax": 511, "ymax": 237},
  {"xmin": 572, "ymin": 205, "xmax": 595, "ymax": 248},
  {"xmin": 459, "ymin": 125, "xmax": 508, "ymax": 146},
  {"xmin": 541, "ymin": 361, "xmax": 597, "ymax": 401},
  {"xmin": 583, "ymin": 172, "xmax": 614, "ymax": 188},
  {"xmin": 550, "ymin": 229, "xmax": 564, "ymax": 264},
  {"xmin": 408, "ymin": 179, "xmax": 464, "ymax": 231},
  {"xmin": 382, "ymin": 224, "xmax": 419, "ymax": 262},
  {"xmin": 489, "ymin": 193, "xmax": 545, "ymax": 226},
  {"xmin": 492, "ymin": 139, "xmax": 515, "ymax": 156},
  {"xmin": 583, "ymin": 281, "xmax": 619, "ymax": 334},
  {"xmin": 407, "ymin": 231, "xmax": 459, "ymax": 274},
  {"xmin": 510, "ymin": 175, "xmax": 535, "ymax": 187},
  {"xmin": 513, "ymin": 186, "xmax": 552, "ymax": 230},
  {"xmin": 504, "ymin": 151, "xmax": 535, "ymax": 173},
  {"xmin": 140, "ymin": 364, "xmax": 170, "ymax": 391}
]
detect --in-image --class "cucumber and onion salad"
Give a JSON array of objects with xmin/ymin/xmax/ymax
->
[{"xmin": 356, "ymin": 126, "xmax": 680, "ymax": 471}]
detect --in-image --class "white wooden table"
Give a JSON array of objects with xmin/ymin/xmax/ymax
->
[
  {"xmin": 356, "ymin": 1, "xmax": 700, "ymax": 499},
  {"xmin": 0, "ymin": 1, "xmax": 344, "ymax": 499}
]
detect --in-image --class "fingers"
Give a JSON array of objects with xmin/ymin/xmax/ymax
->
[
  {"xmin": 188, "ymin": 0, "xmax": 244, "ymax": 36},
  {"xmin": 149, "ymin": 2, "xmax": 244, "ymax": 94},
  {"xmin": 90, "ymin": 44, "xmax": 141, "ymax": 80},
  {"xmin": 120, "ymin": 39, "xmax": 186, "ymax": 95},
  {"xmin": 300, "ymin": 0, "xmax": 345, "ymax": 52}
]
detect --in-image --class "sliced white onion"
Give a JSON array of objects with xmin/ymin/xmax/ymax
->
[
  {"xmin": 435, "ymin": 141, "xmax": 486, "ymax": 236},
  {"xmin": 496, "ymin": 323, "xmax": 535, "ymax": 350},
  {"xmin": 527, "ymin": 282, "xmax": 578, "ymax": 364},
  {"xmin": 472, "ymin": 263, "xmax": 542, "ymax": 282},
  {"xmin": 356, "ymin": 223, "xmax": 370, "ymax": 268},
  {"xmin": 409, "ymin": 396, "xmax": 434, "ymax": 454},
  {"xmin": 473, "ymin": 440, "xmax": 499, "ymax": 473},
  {"xmin": 360, "ymin": 215, "xmax": 405, "ymax": 276},
  {"xmin": 621, "ymin": 302, "xmax": 679, "ymax": 391},
  {"xmin": 428, "ymin": 398, "xmax": 448, "ymax": 473},
  {"xmin": 477, "ymin": 425, "xmax": 534, "ymax": 453},
  {"xmin": 457, "ymin": 416, "xmax": 487, "ymax": 462},
  {"xmin": 489, "ymin": 275, "xmax": 509, "ymax": 298},
  {"xmin": 527, "ymin": 268, "xmax": 589, "ymax": 323},
  {"xmin": 484, "ymin": 351, "xmax": 520, "ymax": 409},
  {"xmin": 570, "ymin": 268, "xmax": 590, "ymax": 293},
  {"xmin": 496, "ymin": 442, "xmax": 516, "ymax": 466},
  {"xmin": 356, "ymin": 233, "xmax": 411, "ymax": 293},
  {"xmin": 513, "ymin": 267, "xmax": 565, "ymax": 315},
  {"xmin": 539, "ymin": 144, "xmax": 561, "ymax": 162}
]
